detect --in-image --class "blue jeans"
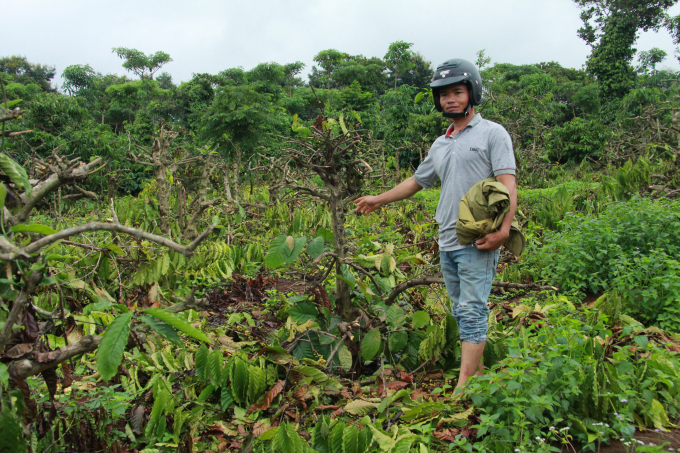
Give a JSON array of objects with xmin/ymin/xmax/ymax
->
[{"xmin": 441, "ymin": 247, "xmax": 500, "ymax": 344}]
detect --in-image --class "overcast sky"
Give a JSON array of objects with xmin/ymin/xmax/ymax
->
[{"xmin": 6, "ymin": 0, "xmax": 680, "ymax": 87}]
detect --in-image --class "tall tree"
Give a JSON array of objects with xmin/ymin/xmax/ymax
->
[
  {"xmin": 637, "ymin": 47, "xmax": 668, "ymax": 74},
  {"xmin": 384, "ymin": 41, "xmax": 414, "ymax": 91},
  {"xmin": 111, "ymin": 47, "xmax": 172, "ymax": 80},
  {"xmin": 574, "ymin": 0, "xmax": 678, "ymax": 102},
  {"xmin": 398, "ymin": 52, "xmax": 433, "ymax": 90},
  {"xmin": 313, "ymin": 49, "xmax": 349, "ymax": 90},
  {"xmin": 0, "ymin": 55, "xmax": 55, "ymax": 91},
  {"xmin": 283, "ymin": 61, "xmax": 306, "ymax": 97}
]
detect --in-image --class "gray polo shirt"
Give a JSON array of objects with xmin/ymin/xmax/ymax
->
[{"xmin": 414, "ymin": 113, "xmax": 516, "ymax": 251}]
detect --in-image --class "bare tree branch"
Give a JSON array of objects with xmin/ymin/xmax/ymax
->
[
  {"xmin": 0, "ymin": 222, "xmax": 216, "ymax": 261},
  {"xmin": 9, "ymin": 334, "xmax": 101, "ymax": 380},
  {"xmin": 0, "ymin": 270, "xmax": 43, "ymax": 354}
]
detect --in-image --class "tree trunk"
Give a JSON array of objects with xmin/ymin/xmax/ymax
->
[
  {"xmin": 223, "ymin": 166, "xmax": 233, "ymax": 202},
  {"xmin": 233, "ymin": 146, "xmax": 241, "ymax": 203},
  {"xmin": 328, "ymin": 183, "xmax": 358, "ymax": 321},
  {"xmin": 153, "ymin": 132, "xmax": 173, "ymax": 235}
]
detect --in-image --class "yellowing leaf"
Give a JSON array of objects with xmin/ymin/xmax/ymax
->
[
  {"xmin": 285, "ymin": 236, "xmax": 295, "ymax": 250},
  {"xmin": 512, "ymin": 304, "xmax": 532, "ymax": 318},
  {"xmin": 344, "ymin": 400, "xmax": 378, "ymax": 416}
]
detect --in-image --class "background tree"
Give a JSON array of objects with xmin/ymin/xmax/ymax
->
[
  {"xmin": 398, "ymin": 52, "xmax": 433, "ymax": 89},
  {"xmin": 475, "ymin": 49, "xmax": 492, "ymax": 70},
  {"xmin": 111, "ymin": 47, "xmax": 172, "ymax": 80},
  {"xmin": 574, "ymin": 0, "xmax": 678, "ymax": 103},
  {"xmin": 313, "ymin": 49, "xmax": 349, "ymax": 91},
  {"xmin": 201, "ymin": 84, "xmax": 285, "ymax": 201},
  {"xmin": 283, "ymin": 61, "xmax": 306, "ymax": 97},
  {"xmin": 637, "ymin": 47, "xmax": 668, "ymax": 75},
  {"xmin": 384, "ymin": 40, "xmax": 415, "ymax": 91},
  {"xmin": 0, "ymin": 55, "xmax": 55, "ymax": 91}
]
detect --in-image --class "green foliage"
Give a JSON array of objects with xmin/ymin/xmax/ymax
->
[
  {"xmin": 546, "ymin": 117, "xmax": 611, "ymax": 163},
  {"xmin": 144, "ymin": 308, "xmax": 213, "ymax": 343},
  {"xmin": 611, "ymin": 249, "xmax": 680, "ymax": 331},
  {"xmin": 97, "ymin": 312, "xmax": 133, "ymax": 382},
  {"xmin": 265, "ymin": 235, "xmax": 306, "ymax": 269},
  {"xmin": 111, "ymin": 47, "xmax": 172, "ymax": 80},
  {"xmin": 527, "ymin": 196, "xmax": 680, "ymax": 298},
  {"xmin": 361, "ymin": 328, "xmax": 382, "ymax": 361}
]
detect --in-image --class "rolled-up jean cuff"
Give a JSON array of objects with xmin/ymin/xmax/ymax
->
[{"xmin": 460, "ymin": 333, "xmax": 487, "ymax": 344}]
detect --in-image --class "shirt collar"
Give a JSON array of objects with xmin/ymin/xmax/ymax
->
[{"xmin": 445, "ymin": 113, "xmax": 483, "ymax": 138}]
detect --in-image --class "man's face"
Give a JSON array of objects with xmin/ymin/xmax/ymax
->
[{"xmin": 439, "ymin": 83, "xmax": 470, "ymax": 114}]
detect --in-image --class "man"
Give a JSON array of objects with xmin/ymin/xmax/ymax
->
[{"xmin": 354, "ymin": 58, "xmax": 517, "ymax": 388}]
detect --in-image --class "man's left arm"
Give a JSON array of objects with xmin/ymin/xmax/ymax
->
[{"xmin": 475, "ymin": 174, "xmax": 517, "ymax": 251}]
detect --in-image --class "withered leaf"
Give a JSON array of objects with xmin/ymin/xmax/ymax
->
[
  {"xmin": 62, "ymin": 362, "xmax": 74, "ymax": 390},
  {"xmin": 3, "ymin": 342, "xmax": 34, "ymax": 358},
  {"xmin": 330, "ymin": 407, "xmax": 345, "ymax": 419},
  {"xmin": 247, "ymin": 380, "xmax": 285, "ymax": 413},
  {"xmin": 131, "ymin": 405, "xmax": 145, "ymax": 434},
  {"xmin": 41, "ymin": 367, "xmax": 58, "ymax": 401}
]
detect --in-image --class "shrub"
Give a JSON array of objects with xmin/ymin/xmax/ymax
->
[
  {"xmin": 611, "ymin": 249, "xmax": 680, "ymax": 331},
  {"xmin": 526, "ymin": 197, "xmax": 680, "ymax": 295},
  {"xmin": 545, "ymin": 117, "xmax": 611, "ymax": 163}
]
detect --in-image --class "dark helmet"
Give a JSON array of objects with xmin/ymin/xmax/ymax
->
[{"xmin": 430, "ymin": 58, "xmax": 483, "ymax": 118}]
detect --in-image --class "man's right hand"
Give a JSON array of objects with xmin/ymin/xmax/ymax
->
[{"xmin": 354, "ymin": 195, "xmax": 383, "ymax": 214}]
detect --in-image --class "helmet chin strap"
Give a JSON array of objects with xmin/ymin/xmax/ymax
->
[{"xmin": 442, "ymin": 103, "xmax": 472, "ymax": 119}]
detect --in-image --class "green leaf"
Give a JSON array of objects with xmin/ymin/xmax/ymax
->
[
  {"xmin": 207, "ymin": 349, "xmax": 223, "ymax": 388},
  {"xmin": 411, "ymin": 311, "xmax": 431, "ymax": 329},
  {"xmin": 197, "ymin": 384, "xmax": 215, "ymax": 402},
  {"xmin": 231, "ymin": 358, "xmax": 248, "ymax": 405},
  {"xmin": 445, "ymin": 313, "xmax": 458, "ymax": 344},
  {"xmin": 634, "ymin": 335, "xmax": 649, "ymax": 350},
  {"xmin": 272, "ymin": 422, "xmax": 303, "ymax": 453},
  {"xmin": 247, "ymin": 366, "xmax": 266, "ymax": 403},
  {"xmin": 386, "ymin": 304, "xmax": 405, "ymax": 327},
  {"xmin": 195, "ymin": 344, "xmax": 209, "ymax": 380},
  {"xmin": 266, "ymin": 235, "xmax": 305, "ymax": 269},
  {"xmin": 0, "ymin": 183, "xmax": 7, "ymax": 212},
  {"xmin": 307, "ymin": 236, "xmax": 325, "ymax": 259},
  {"xmin": 143, "ymin": 308, "xmax": 212, "ymax": 344},
  {"xmin": 338, "ymin": 343, "xmax": 353, "ymax": 371},
  {"xmin": 336, "ymin": 275, "xmax": 356, "ymax": 290},
  {"xmin": 292, "ymin": 126, "xmax": 312, "ymax": 137},
  {"xmin": 367, "ymin": 426, "xmax": 396, "ymax": 450},
  {"xmin": 342, "ymin": 425, "xmax": 359, "ymax": 453},
  {"xmin": 106, "ymin": 244, "xmax": 125, "ymax": 256},
  {"xmin": 317, "ymin": 227, "xmax": 334, "ymax": 243},
  {"xmin": 45, "ymin": 254, "xmax": 78, "ymax": 262},
  {"xmin": 288, "ymin": 302, "xmax": 318, "ymax": 324},
  {"xmin": 97, "ymin": 312, "xmax": 133, "ymax": 382},
  {"xmin": 389, "ymin": 331, "xmax": 408, "ymax": 352},
  {"xmin": 9, "ymin": 224, "xmax": 57, "ymax": 235},
  {"xmin": 339, "ymin": 114, "xmax": 349, "ymax": 135},
  {"xmin": 362, "ymin": 328, "xmax": 382, "ymax": 362},
  {"xmin": 220, "ymin": 388, "xmax": 234, "ymax": 411},
  {"xmin": 140, "ymin": 316, "xmax": 182, "ymax": 347},
  {"xmin": 0, "ymin": 362, "xmax": 8, "ymax": 387},
  {"xmin": 0, "ymin": 152, "xmax": 31, "ymax": 196},
  {"xmin": 414, "ymin": 91, "xmax": 425, "ymax": 103},
  {"xmin": 83, "ymin": 300, "xmax": 113, "ymax": 316}
]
